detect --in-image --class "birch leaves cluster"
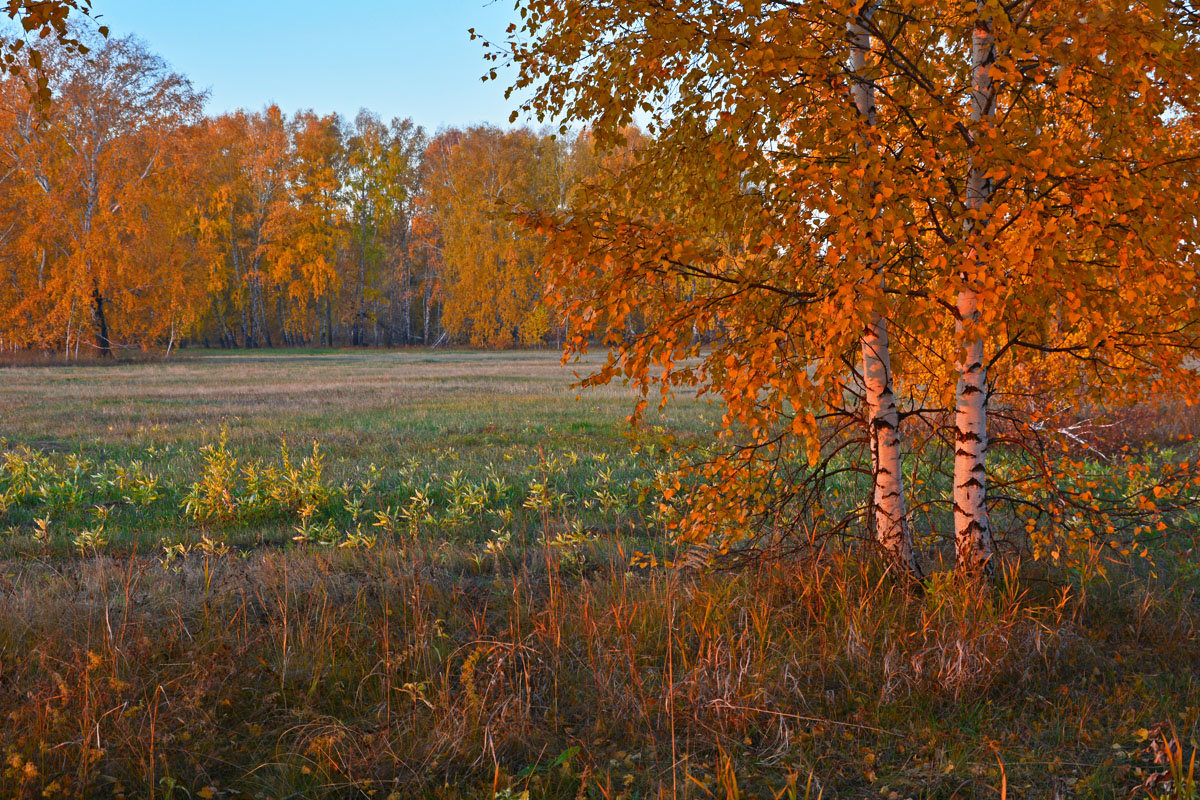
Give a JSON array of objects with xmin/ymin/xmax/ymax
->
[
  {"xmin": 495, "ymin": 0, "xmax": 1200, "ymax": 577},
  {"xmin": 1, "ymin": 0, "xmax": 103, "ymax": 102}
]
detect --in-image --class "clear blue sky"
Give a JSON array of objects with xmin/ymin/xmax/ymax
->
[{"xmin": 93, "ymin": 1, "xmax": 525, "ymax": 132}]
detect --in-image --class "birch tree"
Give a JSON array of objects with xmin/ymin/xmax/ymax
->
[
  {"xmin": 0, "ymin": 34, "xmax": 205, "ymax": 354},
  {"xmin": 848, "ymin": 1, "xmax": 920, "ymax": 578},
  {"xmin": 344, "ymin": 110, "xmax": 416, "ymax": 346},
  {"xmin": 952, "ymin": 6, "xmax": 999, "ymax": 576},
  {"xmin": 492, "ymin": 0, "xmax": 1200, "ymax": 577},
  {"xmin": 414, "ymin": 126, "xmax": 566, "ymax": 348},
  {"xmin": 286, "ymin": 109, "xmax": 345, "ymax": 345}
]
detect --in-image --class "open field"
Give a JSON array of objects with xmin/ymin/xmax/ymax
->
[
  {"xmin": 0, "ymin": 351, "xmax": 1196, "ymax": 799},
  {"xmin": 0, "ymin": 348, "xmax": 710, "ymax": 466},
  {"xmin": 0, "ymin": 350, "xmax": 714, "ymax": 555}
]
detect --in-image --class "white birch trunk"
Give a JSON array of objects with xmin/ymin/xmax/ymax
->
[
  {"xmin": 849, "ymin": 3, "xmax": 921, "ymax": 579},
  {"xmin": 861, "ymin": 314, "xmax": 922, "ymax": 577},
  {"xmin": 954, "ymin": 11, "xmax": 998, "ymax": 577}
]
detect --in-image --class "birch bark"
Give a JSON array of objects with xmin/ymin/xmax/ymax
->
[
  {"xmin": 848, "ymin": 2, "xmax": 921, "ymax": 579},
  {"xmin": 954, "ymin": 11, "xmax": 998, "ymax": 577}
]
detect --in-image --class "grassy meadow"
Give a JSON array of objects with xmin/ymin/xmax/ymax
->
[
  {"xmin": 0, "ymin": 351, "xmax": 1196, "ymax": 799},
  {"xmin": 0, "ymin": 350, "xmax": 712, "ymax": 554}
]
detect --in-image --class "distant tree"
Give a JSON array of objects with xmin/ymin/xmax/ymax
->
[
  {"xmin": 199, "ymin": 106, "xmax": 293, "ymax": 348},
  {"xmin": 380, "ymin": 117, "xmax": 427, "ymax": 346},
  {"xmin": 415, "ymin": 126, "xmax": 583, "ymax": 348},
  {"xmin": 285, "ymin": 109, "xmax": 345, "ymax": 345},
  {"xmin": 0, "ymin": 20, "xmax": 617, "ymax": 357},
  {"xmin": 0, "ymin": 33, "xmax": 205, "ymax": 355},
  {"xmin": 344, "ymin": 110, "xmax": 418, "ymax": 346}
]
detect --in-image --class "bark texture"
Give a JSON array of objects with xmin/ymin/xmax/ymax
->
[
  {"xmin": 849, "ymin": 2, "xmax": 922, "ymax": 579},
  {"xmin": 954, "ymin": 11, "xmax": 998, "ymax": 577}
]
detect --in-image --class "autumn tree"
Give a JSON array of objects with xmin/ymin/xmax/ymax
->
[
  {"xmin": 0, "ymin": 68, "xmax": 54, "ymax": 349},
  {"xmin": 415, "ymin": 125, "xmax": 580, "ymax": 348},
  {"xmin": 379, "ymin": 117, "xmax": 427, "ymax": 346},
  {"xmin": 847, "ymin": 1, "xmax": 920, "ymax": 576},
  {"xmin": 343, "ymin": 110, "xmax": 421, "ymax": 346},
  {"xmin": 491, "ymin": 0, "xmax": 1200, "ymax": 577},
  {"xmin": 284, "ymin": 109, "xmax": 345, "ymax": 345},
  {"xmin": 189, "ymin": 108, "xmax": 433, "ymax": 350},
  {"xmin": 111, "ymin": 119, "xmax": 217, "ymax": 355},
  {"xmin": 198, "ymin": 106, "xmax": 294, "ymax": 348},
  {"xmin": 0, "ymin": 26, "xmax": 673, "ymax": 358},
  {"xmin": 0, "ymin": 33, "xmax": 206, "ymax": 355}
]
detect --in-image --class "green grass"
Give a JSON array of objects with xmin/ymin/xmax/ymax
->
[
  {"xmin": 0, "ymin": 350, "xmax": 716, "ymax": 555},
  {"xmin": 0, "ymin": 350, "xmax": 1195, "ymax": 800}
]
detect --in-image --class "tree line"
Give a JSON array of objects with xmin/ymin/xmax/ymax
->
[{"xmin": 0, "ymin": 31, "xmax": 592, "ymax": 356}]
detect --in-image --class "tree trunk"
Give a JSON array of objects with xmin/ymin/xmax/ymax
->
[
  {"xmin": 849, "ymin": 1, "xmax": 921, "ymax": 578},
  {"xmin": 92, "ymin": 283, "xmax": 111, "ymax": 357},
  {"xmin": 357, "ymin": 218, "xmax": 368, "ymax": 347},
  {"xmin": 401, "ymin": 247, "xmax": 413, "ymax": 345},
  {"xmin": 231, "ymin": 223, "xmax": 251, "ymax": 348},
  {"xmin": 324, "ymin": 296, "xmax": 334, "ymax": 348},
  {"xmin": 276, "ymin": 296, "xmax": 288, "ymax": 347},
  {"xmin": 255, "ymin": 276, "xmax": 273, "ymax": 348},
  {"xmin": 423, "ymin": 283, "xmax": 433, "ymax": 346},
  {"xmin": 861, "ymin": 314, "xmax": 921, "ymax": 577},
  {"xmin": 64, "ymin": 301, "xmax": 74, "ymax": 361},
  {"xmin": 954, "ymin": 10, "xmax": 998, "ymax": 578},
  {"xmin": 220, "ymin": 315, "xmax": 236, "ymax": 349}
]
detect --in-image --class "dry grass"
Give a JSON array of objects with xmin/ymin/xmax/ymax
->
[
  {"xmin": 0, "ymin": 351, "xmax": 1195, "ymax": 798},
  {"xmin": 1, "ymin": 542, "xmax": 1195, "ymax": 799},
  {"xmin": 0, "ymin": 349, "xmax": 706, "ymax": 455}
]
